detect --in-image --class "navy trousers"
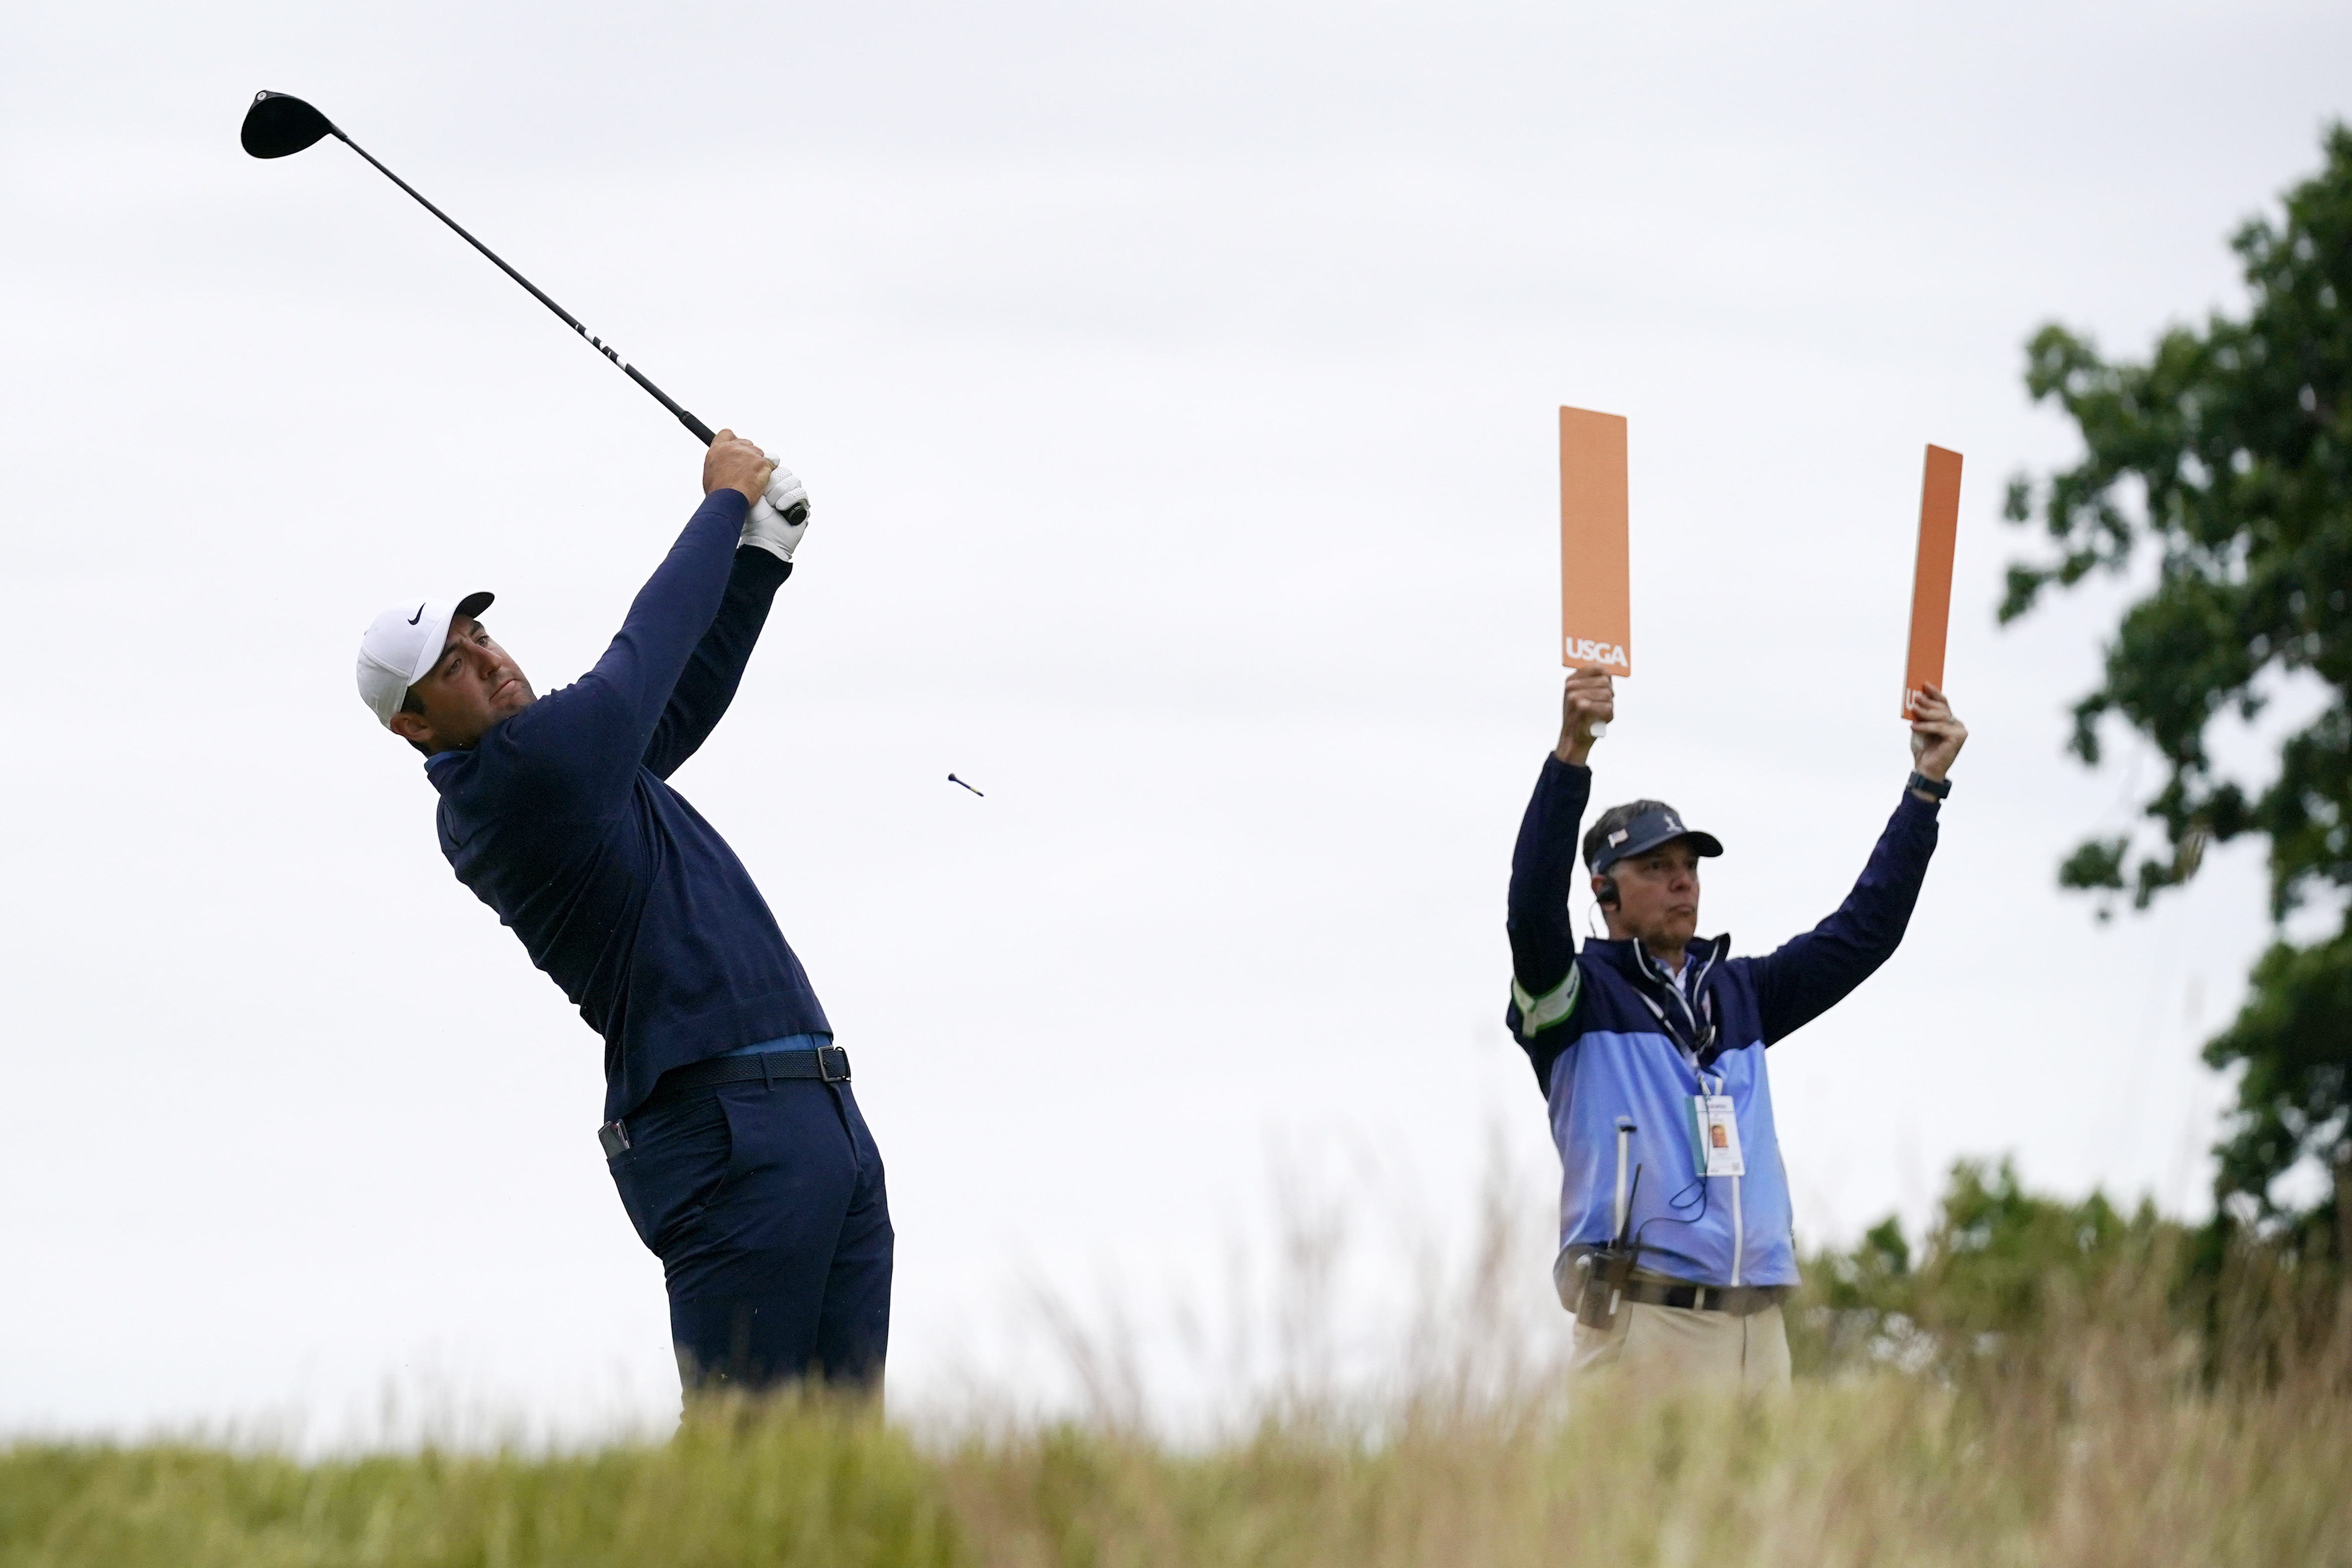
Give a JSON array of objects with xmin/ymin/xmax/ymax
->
[{"xmin": 607, "ymin": 1076, "xmax": 892, "ymax": 1392}]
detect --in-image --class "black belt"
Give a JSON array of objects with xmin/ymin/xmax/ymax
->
[
  {"xmin": 658, "ymin": 1044, "xmax": 851, "ymax": 1097},
  {"xmin": 601, "ymin": 1046, "xmax": 852, "ymax": 1157},
  {"xmin": 1618, "ymin": 1280, "xmax": 1786, "ymax": 1317}
]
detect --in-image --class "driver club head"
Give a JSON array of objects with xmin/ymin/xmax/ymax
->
[{"xmin": 241, "ymin": 91, "xmax": 337, "ymax": 159}]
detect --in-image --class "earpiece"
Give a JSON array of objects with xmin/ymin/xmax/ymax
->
[{"xmin": 1596, "ymin": 875, "xmax": 1621, "ymax": 908}]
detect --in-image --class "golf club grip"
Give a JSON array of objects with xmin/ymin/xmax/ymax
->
[
  {"xmin": 751, "ymin": 496, "xmax": 813, "ymax": 532},
  {"xmin": 656, "ymin": 380, "xmax": 809, "ymax": 523},
  {"xmin": 619, "ymin": 364, "xmax": 713, "ymax": 443}
]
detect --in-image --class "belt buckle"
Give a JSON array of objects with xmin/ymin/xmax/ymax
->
[{"xmin": 817, "ymin": 1044, "xmax": 851, "ymax": 1083}]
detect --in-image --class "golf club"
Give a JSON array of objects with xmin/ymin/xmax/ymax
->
[{"xmin": 240, "ymin": 89, "xmax": 808, "ymax": 528}]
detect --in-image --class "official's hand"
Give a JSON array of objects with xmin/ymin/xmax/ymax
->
[
  {"xmin": 702, "ymin": 429, "xmax": 777, "ymax": 506},
  {"xmin": 1909, "ymin": 683, "xmax": 1967, "ymax": 782},
  {"xmin": 1556, "ymin": 670, "xmax": 1615, "ymax": 766}
]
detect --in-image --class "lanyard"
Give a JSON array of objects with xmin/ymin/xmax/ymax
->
[{"xmin": 1631, "ymin": 970, "xmax": 1716, "ymax": 1067}]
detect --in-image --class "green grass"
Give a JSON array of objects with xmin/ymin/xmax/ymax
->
[
  {"xmin": 6, "ymin": 1348, "xmax": 2350, "ymax": 1568},
  {"xmin": 8, "ymin": 1162, "xmax": 2349, "ymax": 1567},
  {"xmin": 0, "ymin": 1400, "xmax": 953, "ymax": 1568}
]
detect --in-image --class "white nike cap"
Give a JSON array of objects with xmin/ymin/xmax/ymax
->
[{"xmin": 355, "ymin": 590, "xmax": 495, "ymax": 726}]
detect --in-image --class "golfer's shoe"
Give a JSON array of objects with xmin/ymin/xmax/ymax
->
[{"xmin": 742, "ymin": 467, "xmax": 812, "ymax": 561}]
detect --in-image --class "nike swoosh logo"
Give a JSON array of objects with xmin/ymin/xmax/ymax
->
[{"xmin": 408, "ymin": 604, "xmax": 425, "ymax": 626}]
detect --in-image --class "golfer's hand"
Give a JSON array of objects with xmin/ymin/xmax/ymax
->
[
  {"xmin": 1909, "ymin": 683, "xmax": 1967, "ymax": 783},
  {"xmin": 740, "ymin": 467, "xmax": 812, "ymax": 562},
  {"xmin": 1556, "ymin": 670, "xmax": 1615, "ymax": 766},
  {"xmin": 703, "ymin": 430, "xmax": 777, "ymax": 506}
]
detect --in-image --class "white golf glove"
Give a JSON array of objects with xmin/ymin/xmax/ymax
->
[{"xmin": 741, "ymin": 467, "xmax": 812, "ymax": 561}]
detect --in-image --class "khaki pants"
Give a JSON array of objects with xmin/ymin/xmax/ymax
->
[{"xmin": 1569, "ymin": 1300, "xmax": 1792, "ymax": 1394}]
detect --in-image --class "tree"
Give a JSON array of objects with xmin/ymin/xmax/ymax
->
[
  {"xmin": 2001, "ymin": 124, "xmax": 2352, "ymax": 1261},
  {"xmin": 1793, "ymin": 1159, "xmax": 2175, "ymax": 1377}
]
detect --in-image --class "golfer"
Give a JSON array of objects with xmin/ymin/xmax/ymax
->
[
  {"xmin": 1505, "ymin": 670, "xmax": 1966, "ymax": 1391},
  {"xmin": 353, "ymin": 433, "xmax": 889, "ymax": 1395}
]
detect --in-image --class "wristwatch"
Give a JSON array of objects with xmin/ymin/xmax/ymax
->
[{"xmin": 1907, "ymin": 770, "xmax": 1951, "ymax": 800}]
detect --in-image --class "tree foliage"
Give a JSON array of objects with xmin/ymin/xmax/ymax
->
[
  {"xmin": 2001, "ymin": 124, "xmax": 2352, "ymax": 1245},
  {"xmin": 1795, "ymin": 1159, "xmax": 2175, "ymax": 1377}
]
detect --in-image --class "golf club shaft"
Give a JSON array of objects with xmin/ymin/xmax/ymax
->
[{"xmin": 329, "ymin": 130, "xmax": 717, "ymax": 446}]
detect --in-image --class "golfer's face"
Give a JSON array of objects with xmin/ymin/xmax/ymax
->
[{"xmin": 416, "ymin": 616, "xmax": 535, "ymax": 739}]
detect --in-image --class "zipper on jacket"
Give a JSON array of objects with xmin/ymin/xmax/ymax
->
[{"xmin": 1730, "ymin": 1173, "xmax": 1744, "ymax": 1287}]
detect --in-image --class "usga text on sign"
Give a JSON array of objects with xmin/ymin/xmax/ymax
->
[{"xmin": 1564, "ymin": 636, "xmax": 1629, "ymax": 670}]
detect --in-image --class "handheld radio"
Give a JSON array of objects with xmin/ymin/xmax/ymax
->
[{"xmin": 1572, "ymin": 1162, "xmax": 1644, "ymax": 1331}]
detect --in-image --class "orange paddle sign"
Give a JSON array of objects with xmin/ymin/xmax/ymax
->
[
  {"xmin": 1559, "ymin": 407, "xmax": 1631, "ymax": 687},
  {"xmin": 1902, "ymin": 445, "xmax": 1964, "ymax": 718}
]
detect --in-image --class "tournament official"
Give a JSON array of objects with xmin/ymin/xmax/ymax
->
[
  {"xmin": 353, "ymin": 433, "xmax": 890, "ymax": 1397},
  {"xmin": 1505, "ymin": 670, "xmax": 1966, "ymax": 1391}
]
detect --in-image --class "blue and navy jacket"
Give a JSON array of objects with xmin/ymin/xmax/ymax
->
[
  {"xmin": 427, "ymin": 489, "xmax": 830, "ymax": 1123},
  {"xmin": 1506, "ymin": 756, "xmax": 1939, "ymax": 1288}
]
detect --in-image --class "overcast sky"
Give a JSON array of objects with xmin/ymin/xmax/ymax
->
[{"xmin": 3, "ymin": 0, "xmax": 2348, "ymax": 1440}]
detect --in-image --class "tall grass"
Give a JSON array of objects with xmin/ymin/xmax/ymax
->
[
  {"xmin": 6, "ymin": 1161, "xmax": 2350, "ymax": 1567},
  {"xmin": 0, "ymin": 1398, "xmax": 951, "ymax": 1568}
]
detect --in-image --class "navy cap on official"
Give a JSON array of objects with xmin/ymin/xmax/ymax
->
[{"xmin": 1582, "ymin": 799, "xmax": 1725, "ymax": 875}]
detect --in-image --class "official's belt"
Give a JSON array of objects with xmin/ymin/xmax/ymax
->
[{"xmin": 1616, "ymin": 1279, "xmax": 1786, "ymax": 1317}]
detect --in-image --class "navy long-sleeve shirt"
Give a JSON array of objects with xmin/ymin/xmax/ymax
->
[{"xmin": 426, "ymin": 489, "xmax": 830, "ymax": 1121}]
